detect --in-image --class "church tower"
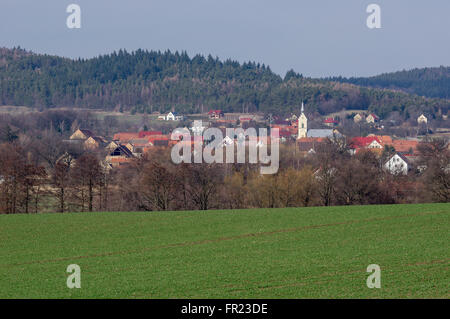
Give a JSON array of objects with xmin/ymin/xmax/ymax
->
[{"xmin": 297, "ymin": 102, "xmax": 307, "ymax": 139}]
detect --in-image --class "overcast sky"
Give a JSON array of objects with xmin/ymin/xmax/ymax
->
[{"xmin": 1, "ymin": 0, "xmax": 449, "ymax": 78}]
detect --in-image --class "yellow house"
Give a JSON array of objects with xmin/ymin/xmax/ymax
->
[
  {"xmin": 70, "ymin": 128, "xmax": 94, "ymax": 140},
  {"xmin": 417, "ymin": 114, "xmax": 428, "ymax": 124},
  {"xmin": 83, "ymin": 136, "xmax": 106, "ymax": 150},
  {"xmin": 354, "ymin": 113, "xmax": 363, "ymax": 123},
  {"xmin": 366, "ymin": 114, "xmax": 379, "ymax": 124}
]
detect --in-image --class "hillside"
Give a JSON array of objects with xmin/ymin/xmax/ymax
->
[
  {"xmin": 0, "ymin": 47, "xmax": 448, "ymax": 120},
  {"xmin": 0, "ymin": 204, "xmax": 449, "ymax": 298},
  {"xmin": 331, "ymin": 66, "xmax": 450, "ymax": 100}
]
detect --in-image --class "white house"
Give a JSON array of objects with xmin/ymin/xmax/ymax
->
[
  {"xmin": 166, "ymin": 112, "xmax": 183, "ymax": 121},
  {"xmin": 368, "ymin": 139, "xmax": 383, "ymax": 149},
  {"xmin": 417, "ymin": 114, "xmax": 428, "ymax": 125},
  {"xmin": 159, "ymin": 112, "xmax": 183, "ymax": 121},
  {"xmin": 384, "ymin": 153, "xmax": 409, "ymax": 175}
]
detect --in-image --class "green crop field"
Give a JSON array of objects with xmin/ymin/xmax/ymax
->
[{"xmin": 0, "ymin": 203, "xmax": 449, "ymax": 299}]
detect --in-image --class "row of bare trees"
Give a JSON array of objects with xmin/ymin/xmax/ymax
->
[{"xmin": 1, "ymin": 137, "xmax": 448, "ymax": 214}]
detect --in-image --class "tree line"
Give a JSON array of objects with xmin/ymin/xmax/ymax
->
[
  {"xmin": 1, "ymin": 137, "xmax": 448, "ymax": 214},
  {"xmin": 330, "ymin": 66, "xmax": 450, "ymax": 100},
  {"xmin": 1, "ymin": 47, "xmax": 448, "ymax": 121}
]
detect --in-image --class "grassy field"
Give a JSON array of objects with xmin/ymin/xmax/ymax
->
[{"xmin": 0, "ymin": 203, "xmax": 448, "ymax": 298}]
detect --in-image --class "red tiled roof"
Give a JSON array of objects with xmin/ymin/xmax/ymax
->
[
  {"xmin": 391, "ymin": 140, "xmax": 419, "ymax": 153},
  {"xmin": 350, "ymin": 136, "xmax": 381, "ymax": 148},
  {"xmin": 324, "ymin": 118, "xmax": 338, "ymax": 124},
  {"xmin": 138, "ymin": 131, "xmax": 163, "ymax": 138},
  {"xmin": 113, "ymin": 132, "xmax": 140, "ymax": 142}
]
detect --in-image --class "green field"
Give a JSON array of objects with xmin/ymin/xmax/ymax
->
[{"xmin": 0, "ymin": 204, "xmax": 449, "ymax": 298}]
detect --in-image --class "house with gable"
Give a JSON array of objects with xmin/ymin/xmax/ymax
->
[
  {"xmin": 70, "ymin": 128, "xmax": 94, "ymax": 140},
  {"xmin": 208, "ymin": 110, "xmax": 224, "ymax": 120},
  {"xmin": 366, "ymin": 113, "xmax": 379, "ymax": 124},
  {"xmin": 384, "ymin": 153, "xmax": 410, "ymax": 175},
  {"xmin": 417, "ymin": 114, "xmax": 428, "ymax": 125}
]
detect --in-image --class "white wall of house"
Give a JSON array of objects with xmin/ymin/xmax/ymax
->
[{"xmin": 384, "ymin": 154, "xmax": 408, "ymax": 175}]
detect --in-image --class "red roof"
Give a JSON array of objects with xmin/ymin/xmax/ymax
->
[
  {"xmin": 208, "ymin": 110, "xmax": 223, "ymax": 115},
  {"xmin": 278, "ymin": 130, "xmax": 292, "ymax": 138},
  {"xmin": 113, "ymin": 132, "xmax": 140, "ymax": 143},
  {"xmin": 138, "ymin": 131, "xmax": 163, "ymax": 138},
  {"xmin": 324, "ymin": 118, "xmax": 338, "ymax": 124},
  {"xmin": 350, "ymin": 136, "xmax": 381, "ymax": 148}
]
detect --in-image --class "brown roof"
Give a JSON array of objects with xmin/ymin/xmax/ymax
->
[
  {"xmin": 113, "ymin": 132, "xmax": 140, "ymax": 143},
  {"xmin": 297, "ymin": 137, "xmax": 324, "ymax": 152},
  {"xmin": 391, "ymin": 140, "xmax": 419, "ymax": 154},
  {"xmin": 109, "ymin": 145, "xmax": 134, "ymax": 158},
  {"xmin": 79, "ymin": 129, "xmax": 94, "ymax": 137}
]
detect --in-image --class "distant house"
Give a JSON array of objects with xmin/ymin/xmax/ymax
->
[
  {"xmin": 353, "ymin": 114, "xmax": 363, "ymax": 123},
  {"xmin": 417, "ymin": 114, "xmax": 428, "ymax": 125},
  {"xmin": 157, "ymin": 112, "xmax": 183, "ymax": 121},
  {"xmin": 384, "ymin": 153, "xmax": 409, "ymax": 175},
  {"xmin": 70, "ymin": 128, "xmax": 94, "ymax": 140},
  {"xmin": 106, "ymin": 145, "xmax": 134, "ymax": 167},
  {"xmin": 297, "ymin": 137, "xmax": 325, "ymax": 155},
  {"xmin": 323, "ymin": 117, "xmax": 338, "ymax": 127},
  {"xmin": 366, "ymin": 114, "xmax": 379, "ymax": 124},
  {"xmin": 349, "ymin": 136, "xmax": 383, "ymax": 155},
  {"xmin": 208, "ymin": 110, "xmax": 224, "ymax": 120},
  {"xmin": 167, "ymin": 112, "xmax": 184, "ymax": 121},
  {"xmin": 84, "ymin": 136, "xmax": 107, "ymax": 150},
  {"xmin": 105, "ymin": 141, "xmax": 119, "ymax": 151},
  {"xmin": 113, "ymin": 132, "xmax": 140, "ymax": 144},
  {"xmin": 126, "ymin": 138, "xmax": 153, "ymax": 155}
]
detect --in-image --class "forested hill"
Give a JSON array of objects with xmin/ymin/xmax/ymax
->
[
  {"xmin": 330, "ymin": 67, "xmax": 450, "ymax": 100},
  {"xmin": 0, "ymin": 47, "xmax": 448, "ymax": 119}
]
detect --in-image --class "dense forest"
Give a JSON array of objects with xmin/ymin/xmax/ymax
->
[
  {"xmin": 330, "ymin": 66, "xmax": 450, "ymax": 100},
  {"xmin": 0, "ymin": 47, "xmax": 448, "ymax": 120}
]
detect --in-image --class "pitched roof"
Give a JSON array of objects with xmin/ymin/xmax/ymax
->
[
  {"xmin": 109, "ymin": 145, "xmax": 134, "ymax": 158},
  {"xmin": 350, "ymin": 136, "xmax": 381, "ymax": 148},
  {"xmin": 297, "ymin": 137, "xmax": 324, "ymax": 152},
  {"xmin": 78, "ymin": 129, "xmax": 94, "ymax": 137},
  {"xmin": 138, "ymin": 131, "xmax": 163, "ymax": 138},
  {"xmin": 307, "ymin": 129, "xmax": 335, "ymax": 138}
]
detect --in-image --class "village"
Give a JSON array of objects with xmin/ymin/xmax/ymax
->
[{"xmin": 65, "ymin": 104, "xmax": 437, "ymax": 176}]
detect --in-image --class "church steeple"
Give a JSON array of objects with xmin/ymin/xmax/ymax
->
[{"xmin": 297, "ymin": 102, "xmax": 307, "ymax": 139}]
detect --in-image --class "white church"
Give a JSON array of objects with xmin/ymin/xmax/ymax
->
[{"xmin": 297, "ymin": 102, "xmax": 338, "ymax": 139}]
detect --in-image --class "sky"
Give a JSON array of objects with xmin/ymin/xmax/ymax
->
[{"xmin": 1, "ymin": 0, "xmax": 449, "ymax": 78}]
